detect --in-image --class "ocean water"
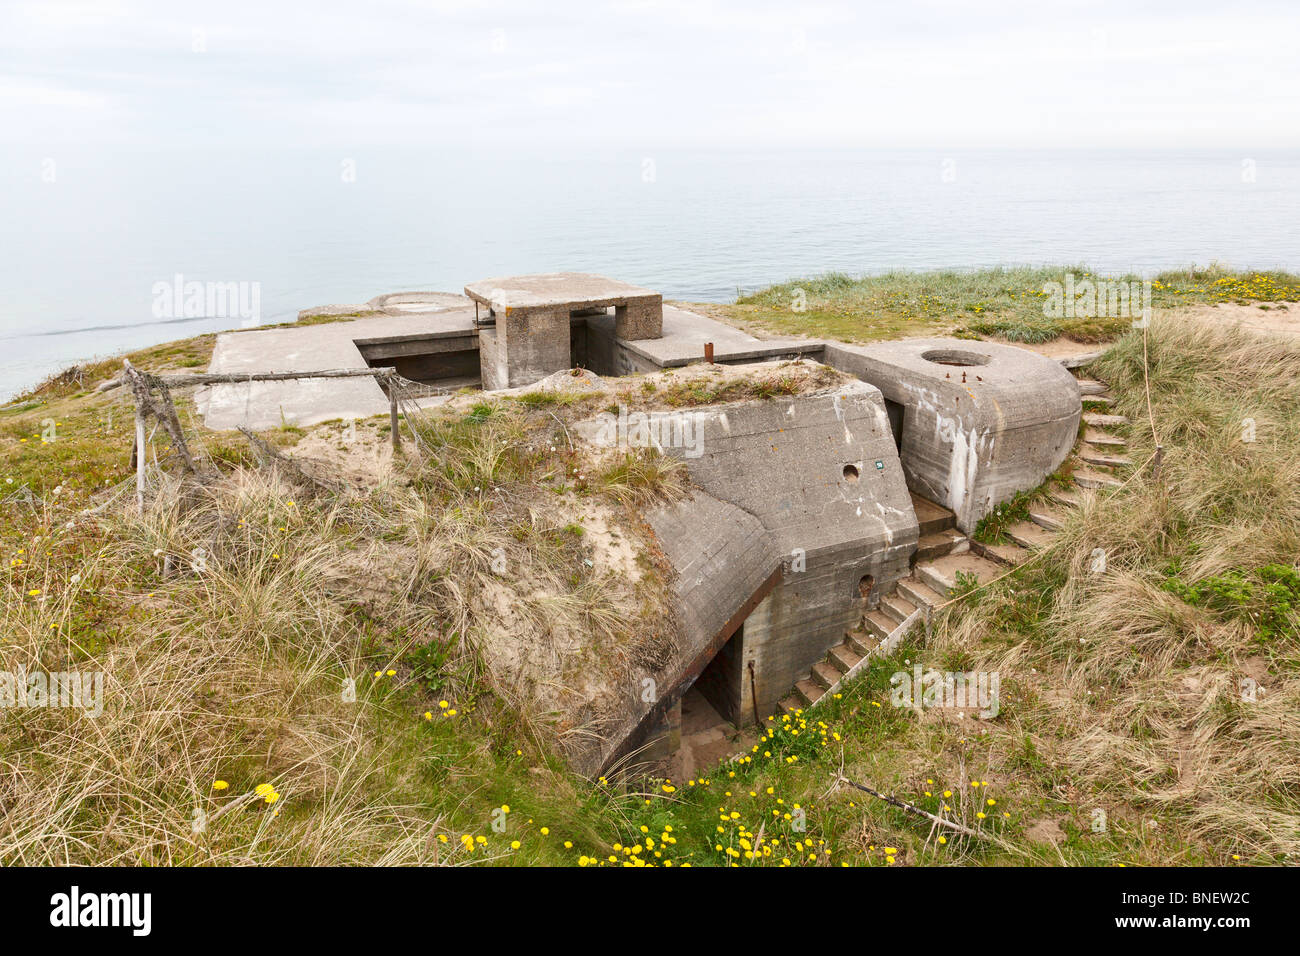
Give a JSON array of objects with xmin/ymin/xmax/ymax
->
[{"xmin": 2, "ymin": 147, "xmax": 1298, "ymax": 398}]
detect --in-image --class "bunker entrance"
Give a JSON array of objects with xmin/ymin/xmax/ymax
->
[
  {"xmin": 693, "ymin": 623, "xmax": 745, "ymax": 726},
  {"xmin": 356, "ymin": 335, "xmax": 482, "ymax": 392},
  {"xmin": 885, "ymin": 398, "xmax": 905, "ymax": 452},
  {"xmin": 673, "ymin": 622, "xmax": 749, "ymax": 778}
]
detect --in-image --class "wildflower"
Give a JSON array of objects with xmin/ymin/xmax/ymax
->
[{"xmin": 213, "ymin": 780, "xmax": 229, "ymax": 790}]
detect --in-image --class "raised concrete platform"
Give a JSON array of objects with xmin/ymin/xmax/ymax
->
[
  {"xmin": 465, "ymin": 272, "xmax": 665, "ymax": 388},
  {"xmin": 823, "ymin": 338, "xmax": 1081, "ymax": 532},
  {"xmin": 196, "ymin": 293, "xmax": 799, "ymax": 430}
]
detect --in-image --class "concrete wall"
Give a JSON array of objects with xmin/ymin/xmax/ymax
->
[
  {"xmin": 480, "ymin": 308, "xmax": 572, "ymax": 389},
  {"xmin": 647, "ymin": 381, "xmax": 917, "ymax": 720},
  {"xmin": 594, "ymin": 490, "xmax": 779, "ymax": 774},
  {"xmin": 585, "ymin": 315, "xmax": 660, "ymax": 377},
  {"xmin": 824, "ymin": 339, "xmax": 1080, "ymax": 532}
]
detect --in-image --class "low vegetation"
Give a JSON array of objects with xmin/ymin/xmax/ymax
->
[
  {"xmin": 1, "ymin": 272, "xmax": 1296, "ymax": 866},
  {"xmin": 704, "ymin": 264, "xmax": 1300, "ymax": 345}
]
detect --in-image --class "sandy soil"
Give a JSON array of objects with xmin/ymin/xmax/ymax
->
[{"xmin": 1169, "ymin": 300, "xmax": 1300, "ymax": 339}]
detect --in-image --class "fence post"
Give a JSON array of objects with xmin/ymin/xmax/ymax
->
[
  {"xmin": 134, "ymin": 410, "xmax": 146, "ymax": 512},
  {"xmin": 387, "ymin": 374, "xmax": 401, "ymax": 454}
]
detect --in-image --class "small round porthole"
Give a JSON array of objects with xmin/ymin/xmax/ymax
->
[
  {"xmin": 921, "ymin": 348, "xmax": 991, "ymax": 367},
  {"xmin": 843, "ymin": 464, "xmax": 860, "ymax": 483}
]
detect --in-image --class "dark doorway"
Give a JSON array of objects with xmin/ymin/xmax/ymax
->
[
  {"xmin": 885, "ymin": 399, "xmax": 905, "ymax": 452},
  {"xmin": 695, "ymin": 622, "xmax": 745, "ymax": 724}
]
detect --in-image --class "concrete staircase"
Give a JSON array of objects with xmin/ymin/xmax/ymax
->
[
  {"xmin": 777, "ymin": 493, "xmax": 966, "ymax": 715},
  {"xmin": 774, "ymin": 367, "xmax": 1132, "ymax": 717},
  {"xmin": 962, "ymin": 374, "xmax": 1129, "ymax": 566}
]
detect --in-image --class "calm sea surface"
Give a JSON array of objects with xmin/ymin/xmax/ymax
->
[{"xmin": 2, "ymin": 147, "xmax": 1298, "ymax": 398}]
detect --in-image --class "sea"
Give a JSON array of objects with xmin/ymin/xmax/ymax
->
[{"xmin": 2, "ymin": 146, "xmax": 1298, "ymax": 398}]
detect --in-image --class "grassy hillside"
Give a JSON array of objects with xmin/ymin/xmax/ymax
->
[
  {"xmin": 1, "ymin": 275, "xmax": 1297, "ymax": 866},
  {"xmin": 702, "ymin": 264, "xmax": 1300, "ymax": 344}
]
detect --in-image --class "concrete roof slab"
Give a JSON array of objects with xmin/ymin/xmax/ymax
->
[{"xmin": 464, "ymin": 272, "xmax": 660, "ymax": 312}]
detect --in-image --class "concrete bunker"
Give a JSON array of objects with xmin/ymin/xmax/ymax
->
[
  {"xmin": 823, "ymin": 338, "xmax": 1080, "ymax": 533},
  {"xmin": 580, "ymin": 376, "xmax": 919, "ymax": 774},
  {"xmin": 465, "ymin": 272, "xmax": 664, "ymax": 390},
  {"xmin": 200, "ymin": 275, "xmax": 1084, "ymax": 777}
]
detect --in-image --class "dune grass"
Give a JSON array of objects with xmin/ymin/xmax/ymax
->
[
  {"xmin": 706, "ymin": 264, "xmax": 1300, "ymax": 345},
  {"xmin": 1, "ymin": 292, "xmax": 1298, "ymax": 865}
]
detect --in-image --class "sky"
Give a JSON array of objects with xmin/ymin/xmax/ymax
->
[{"xmin": 2, "ymin": 0, "xmax": 1299, "ymax": 151}]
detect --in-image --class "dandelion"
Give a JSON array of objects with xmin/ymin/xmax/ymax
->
[{"xmin": 212, "ymin": 780, "xmax": 229, "ymax": 790}]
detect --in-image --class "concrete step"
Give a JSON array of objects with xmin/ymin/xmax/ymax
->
[
  {"xmin": 795, "ymin": 679, "xmax": 825, "ymax": 707},
  {"xmin": 811, "ymin": 660, "xmax": 841, "ymax": 690},
  {"xmin": 1080, "ymin": 448, "xmax": 1133, "ymax": 468},
  {"xmin": 1080, "ymin": 394, "xmax": 1113, "ymax": 407},
  {"xmin": 1083, "ymin": 412, "xmax": 1129, "ymax": 428},
  {"xmin": 1061, "ymin": 350, "xmax": 1106, "ymax": 369},
  {"xmin": 910, "ymin": 493, "xmax": 956, "ymax": 536},
  {"xmin": 778, "ymin": 696, "xmax": 804, "ymax": 717},
  {"xmin": 1006, "ymin": 520, "xmax": 1056, "ymax": 550},
  {"xmin": 1049, "ymin": 487, "xmax": 1085, "ymax": 508},
  {"xmin": 1074, "ymin": 468, "xmax": 1122, "ymax": 490},
  {"xmin": 915, "ymin": 528, "xmax": 969, "ymax": 562},
  {"xmin": 881, "ymin": 593, "xmax": 918, "ymax": 624},
  {"xmin": 896, "ymin": 575, "xmax": 945, "ymax": 609},
  {"xmin": 844, "ymin": 628, "xmax": 874, "ymax": 656},
  {"xmin": 1075, "ymin": 379, "xmax": 1109, "ymax": 395},
  {"xmin": 971, "ymin": 539, "xmax": 1031, "ymax": 567},
  {"xmin": 863, "ymin": 610, "xmax": 896, "ymax": 643},
  {"xmin": 1028, "ymin": 506, "xmax": 1066, "ymax": 532},
  {"xmin": 1084, "ymin": 429, "xmax": 1126, "ymax": 448},
  {"xmin": 915, "ymin": 552, "xmax": 1005, "ymax": 596},
  {"xmin": 827, "ymin": 642, "xmax": 863, "ymax": 673}
]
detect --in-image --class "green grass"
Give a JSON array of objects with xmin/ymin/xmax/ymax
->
[
  {"xmin": 704, "ymin": 264, "xmax": 1300, "ymax": 346},
  {"xmin": 5, "ymin": 267, "xmax": 1300, "ymax": 867}
]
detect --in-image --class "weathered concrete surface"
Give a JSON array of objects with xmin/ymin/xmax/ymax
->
[
  {"xmin": 464, "ymin": 272, "xmax": 661, "ymax": 317},
  {"xmin": 197, "ymin": 306, "xmax": 476, "ymax": 430},
  {"xmin": 296, "ymin": 290, "xmax": 472, "ymax": 321},
  {"xmin": 605, "ymin": 379, "xmax": 917, "ymax": 724},
  {"xmin": 824, "ymin": 338, "xmax": 1080, "ymax": 533},
  {"xmin": 586, "ymin": 305, "xmax": 818, "ymax": 376},
  {"xmin": 596, "ymin": 491, "xmax": 779, "ymax": 773},
  {"xmin": 476, "ymin": 309, "xmax": 573, "ymax": 390},
  {"xmin": 201, "ymin": 297, "xmax": 810, "ymax": 430},
  {"xmin": 465, "ymin": 273, "xmax": 665, "ymax": 387}
]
